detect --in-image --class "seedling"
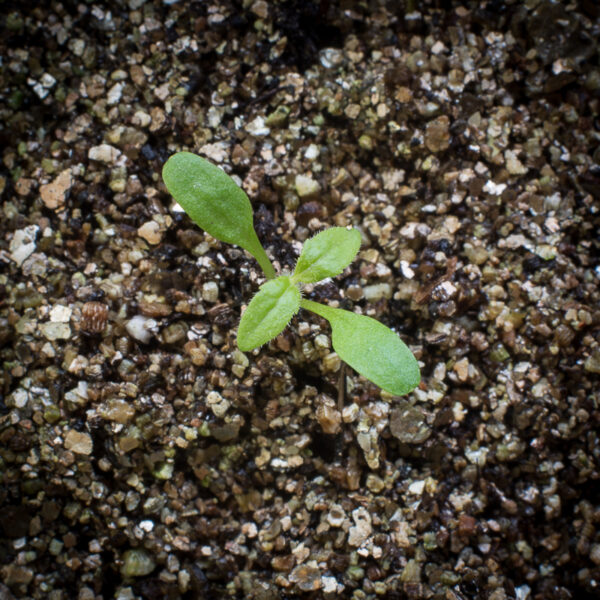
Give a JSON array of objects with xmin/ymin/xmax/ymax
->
[{"xmin": 163, "ymin": 152, "xmax": 420, "ymax": 396}]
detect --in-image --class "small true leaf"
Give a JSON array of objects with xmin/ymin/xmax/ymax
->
[
  {"xmin": 301, "ymin": 299, "xmax": 420, "ymax": 396},
  {"xmin": 291, "ymin": 227, "xmax": 361, "ymax": 284},
  {"xmin": 162, "ymin": 152, "xmax": 275, "ymax": 279},
  {"xmin": 238, "ymin": 276, "xmax": 300, "ymax": 351}
]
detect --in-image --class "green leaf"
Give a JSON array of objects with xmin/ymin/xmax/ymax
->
[
  {"xmin": 238, "ymin": 276, "xmax": 300, "ymax": 351},
  {"xmin": 291, "ymin": 227, "xmax": 361, "ymax": 284},
  {"xmin": 301, "ymin": 299, "xmax": 420, "ymax": 396},
  {"xmin": 162, "ymin": 152, "xmax": 275, "ymax": 279}
]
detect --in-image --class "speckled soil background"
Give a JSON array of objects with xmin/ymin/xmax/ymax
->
[{"xmin": 1, "ymin": 1, "xmax": 600, "ymax": 599}]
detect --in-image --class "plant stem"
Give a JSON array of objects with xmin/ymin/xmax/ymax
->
[
  {"xmin": 299, "ymin": 298, "xmax": 330, "ymax": 317},
  {"xmin": 251, "ymin": 244, "xmax": 276, "ymax": 280}
]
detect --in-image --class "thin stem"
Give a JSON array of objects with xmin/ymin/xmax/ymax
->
[
  {"xmin": 299, "ymin": 298, "xmax": 328, "ymax": 317},
  {"xmin": 249, "ymin": 243, "xmax": 276, "ymax": 280}
]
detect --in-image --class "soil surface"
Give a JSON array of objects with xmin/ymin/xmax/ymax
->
[{"xmin": 1, "ymin": 1, "xmax": 600, "ymax": 599}]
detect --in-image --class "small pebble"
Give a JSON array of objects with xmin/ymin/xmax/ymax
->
[
  {"xmin": 40, "ymin": 169, "xmax": 72, "ymax": 210},
  {"xmin": 348, "ymin": 507, "xmax": 372, "ymax": 547},
  {"xmin": 64, "ymin": 430, "xmax": 93, "ymax": 455},
  {"xmin": 425, "ymin": 116, "xmax": 450, "ymax": 152},
  {"xmin": 137, "ymin": 221, "xmax": 162, "ymax": 245},
  {"xmin": 295, "ymin": 174, "xmax": 320, "ymax": 198},
  {"xmin": 88, "ymin": 144, "xmax": 121, "ymax": 164},
  {"xmin": 202, "ymin": 281, "xmax": 219, "ymax": 303},
  {"xmin": 120, "ymin": 549, "xmax": 156, "ymax": 577}
]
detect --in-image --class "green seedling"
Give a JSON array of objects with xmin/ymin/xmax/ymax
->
[{"xmin": 163, "ymin": 152, "xmax": 420, "ymax": 396}]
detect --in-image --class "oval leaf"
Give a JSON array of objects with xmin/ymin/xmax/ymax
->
[
  {"xmin": 238, "ymin": 276, "xmax": 300, "ymax": 351},
  {"xmin": 301, "ymin": 300, "xmax": 420, "ymax": 395},
  {"xmin": 163, "ymin": 152, "xmax": 275, "ymax": 278},
  {"xmin": 292, "ymin": 227, "xmax": 361, "ymax": 284}
]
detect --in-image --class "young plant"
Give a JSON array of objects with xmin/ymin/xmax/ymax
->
[{"xmin": 163, "ymin": 152, "xmax": 420, "ymax": 396}]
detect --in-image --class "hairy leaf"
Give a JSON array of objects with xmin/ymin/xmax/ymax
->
[
  {"xmin": 301, "ymin": 300, "xmax": 420, "ymax": 395},
  {"xmin": 292, "ymin": 227, "xmax": 361, "ymax": 284},
  {"xmin": 162, "ymin": 152, "xmax": 275, "ymax": 278},
  {"xmin": 238, "ymin": 276, "xmax": 300, "ymax": 351}
]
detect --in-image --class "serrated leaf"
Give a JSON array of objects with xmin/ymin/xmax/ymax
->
[
  {"xmin": 291, "ymin": 227, "xmax": 361, "ymax": 284},
  {"xmin": 162, "ymin": 152, "xmax": 275, "ymax": 278},
  {"xmin": 238, "ymin": 276, "xmax": 300, "ymax": 351},
  {"xmin": 301, "ymin": 299, "xmax": 420, "ymax": 395}
]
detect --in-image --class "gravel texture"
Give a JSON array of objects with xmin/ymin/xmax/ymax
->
[{"xmin": 1, "ymin": 1, "xmax": 600, "ymax": 599}]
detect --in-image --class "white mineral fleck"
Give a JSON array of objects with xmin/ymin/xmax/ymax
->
[
  {"xmin": 400, "ymin": 260, "xmax": 415, "ymax": 279},
  {"xmin": 40, "ymin": 322, "xmax": 71, "ymax": 340},
  {"xmin": 206, "ymin": 390, "xmax": 230, "ymax": 418},
  {"xmin": 64, "ymin": 382, "xmax": 89, "ymax": 406},
  {"xmin": 363, "ymin": 283, "xmax": 392, "ymax": 301},
  {"xmin": 502, "ymin": 233, "xmax": 529, "ymax": 249},
  {"xmin": 483, "ymin": 180, "xmax": 507, "ymax": 195},
  {"xmin": 408, "ymin": 480, "xmax": 426, "ymax": 495},
  {"xmin": 200, "ymin": 142, "xmax": 229, "ymax": 163},
  {"xmin": 126, "ymin": 315, "xmax": 157, "ymax": 343},
  {"xmin": 544, "ymin": 193, "xmax": 561, "ymax": 210},
  {"xmin": 28, "ymin": 79, "xmax": 49, "ymax": 99},
  {"xmin": 399, "ymin": 222, "xmax": 418, "ymax": 239},
  {"xmin": 88, "ymin": 144, "xmax": 121, "ymax": 164},
  {"xmin": 207, "ymin": 106, "xmax": 222, "ymax": 128},
  {"xmin": 327, "ymin": 504, "xmax": 346, "ymax": 527},
  {"xmin": 202, "ymin": 281, "xmax": 219, "ymax": 303},
  {"xmin": 431, "ymin": 40, "xmax": 447, "ymax": 54},
  {"xmin": 10, "ymin": 389, "xmax": 29, "ymax": 409},
  {"xmin": 319, "ymin": 48, "xmax": 343, "ymax": 68},
  {"xmin": 452, "ymin": 401, "xmax": 466, "ymax": 423},
  {"xmin": 132, "ymin": 110, "xmax": 152, "ymax": 127},
  {"xmin": 295, "ymin": 174, "xmax": 320, "ymax": 197},
  {"xmin": 50, "ymin": 304, "xmax": 73, "ymax": 323},
  {"xmin": 153, "ymin": 83, "xmax": 170, "ymax": 101},
  {"xmin": 357, "ymin": 429, "xmax": 380, "ymax": 469},
  {"xmin": 10, "ymin": 225, "xmax": 39, "ymax": 266},
  {"xmin": 304, "ymin": 144, "xmax": 320, "ymax": 160},
  {"xmin": 505, "ymin": 149, "xmax": 528, "ymax": 175},
  {"xmin": 245, "ymin": 116, "xmax": 270, "ymax": 136},
  {"xmin": 322, "ymin": 576, "xmax": 339, "ymax": 593},
  {"xmin": 107, "ymin": 82, "xmax": 123, "ymax": 105},
  {"xmin": 515, "ymin": 585, "xmax": 531, "ymax": 600},
  {"xmin": 437, "ymin": 280, "xmax": 457, "ymax": 299},
  {"xmin": 68, "ymin": 38, "xmax": 85, "ymax": 56},
  {"xmin": 242, "ymin": 522, "xmax": 258, "ymax": 537},
  {"xmin": 465, "ymin": 445, "xmax": 489, "ymax": 466},
  {"xmin": 41, "ymin": 73, "xmax": 57, "ymax": 88},
  {"xmin": 139, "ymin": 520, "xmax": 154, "ymax": 532},
  {"xmin": 382, "ymin": 168, "xmax": 405, "ymax": 190},
  {"xmin": 348, "ymin": 507, "xmax": 372, "ymax": 547}
]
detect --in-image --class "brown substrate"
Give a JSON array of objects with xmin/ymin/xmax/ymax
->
[{"xmin": 1, "ymin": 1, "xmax": 600, "ymax": 599}]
